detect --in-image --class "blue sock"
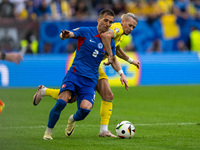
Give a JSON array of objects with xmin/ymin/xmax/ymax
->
[
  {"xmin": 47, "ymin": 99, "xmax": 67, "ymax": 128},
  {"xmin": 73, "ymin": 108, "xmax": 91, "ymax": 121}
]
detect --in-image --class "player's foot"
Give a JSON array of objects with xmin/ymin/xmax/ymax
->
[
  {"xmin": 99, "ymin": 130, "xmax": 117, "ymax": 138},
  {"xmin": 43, "ymin": 132, "xmax": 53, "ymax": 140},
  {"xmin": 65, "ymin": 115, "xmax": 75, "ymax": 137},
  {"xmin": 33, "ymin": 85, "xmax": 45, "ymax": 106},
  {"xmin": 0, "ymin": 100, "xmax": 5, "ymax": 114}
]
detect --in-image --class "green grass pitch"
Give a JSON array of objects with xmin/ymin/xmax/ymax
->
[{"xmin": 0, "ymin": 85, "xmax": 200, "ymax": 150}]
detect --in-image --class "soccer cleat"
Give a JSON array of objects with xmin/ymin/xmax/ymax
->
[
  {"xmin": 65, "ymin": 115, "xmax": 75, "ymax": 137},
  {"xmin": 33, "ymin": 85, "xmax": 45, "ymax": 106},
  {"xmin": 0, "ymin": 100, "xmax": 5, "ymax": 114},
  {"xmin": 43, "ymin": 132, "xmax": 53, "ymax": 140},
  {"xmin": 99, "ymin": 130, "xmax": 117, "ymax": 138}
]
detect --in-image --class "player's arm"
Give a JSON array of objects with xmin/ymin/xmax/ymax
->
[
  {"xmin": 0, "ymin": 52, "xmax": 23, "ymax": 64},
  {"xmin": 100, "ymin": 30, "xmax": 115, "ymax": 66},
  {"xmin": 116, "ymin": 46, "xmax": 140, "ymax": 69},
  {"xmin": 60, "ymin": 29, "xmax": 75, "ymax": 40},
  {"xmin": 111, "ymin": 56, "xmax": 129, "ymax": 90}
]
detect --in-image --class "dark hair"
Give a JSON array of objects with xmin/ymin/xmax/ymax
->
[{"xmin": 99, "ymin": 9, "xmax": 115, "ymax": 18}]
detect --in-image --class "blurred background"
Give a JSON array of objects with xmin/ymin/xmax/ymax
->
[
  {"xmin": 1, "ymin": 2, "xmax": 200, "ymax": 148},
  {"xmin": 0, "ymin": 0, "xmax": 200, "ymax": 87}
]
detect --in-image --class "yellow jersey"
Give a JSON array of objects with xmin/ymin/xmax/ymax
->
[{"xmin": 109, "ymin": 22, "xmax": 124, "ymax": 47}]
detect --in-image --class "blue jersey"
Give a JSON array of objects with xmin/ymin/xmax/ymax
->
[{"xmin": 68, "ymin": 26, "xmax": 116, "ymax": 84}]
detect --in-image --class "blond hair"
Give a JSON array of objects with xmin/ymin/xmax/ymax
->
[{"xmin": 121, "ymin": 13, "xmax": 138, "ymax": 22}]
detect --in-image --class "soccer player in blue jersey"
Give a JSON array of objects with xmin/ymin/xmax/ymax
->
[{"xmin": 43, "ymin": 9, "xmax": 129, "ymax": 140}]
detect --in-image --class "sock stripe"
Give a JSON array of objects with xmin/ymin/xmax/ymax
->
[{"xmin": 102, "ymin": 99, "xmax": 112, "ymax": 102}]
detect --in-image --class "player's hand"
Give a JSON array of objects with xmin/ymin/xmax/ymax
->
[
  {"xmin": 61, "ymin": 30, "xmax": 70, "ymax": 39},
  {"xmin": 120, "ymin": 73, "xmax": 129, "ymax": 91},
  {"xmin": 131, "ymin": 60, "xmax": 140, "ymax": 69},
  {"xmin": 103, "ymin": 55, "xmax": 113, "ymax": 66},
  {"xmin": 6, "ymin": 52, "xmax": 23, "ymax": 64}
]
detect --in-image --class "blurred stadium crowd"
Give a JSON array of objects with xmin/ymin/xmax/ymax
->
[{"xmin": 0, "ymin": 0, "xmax": 200, "ymax": 54}]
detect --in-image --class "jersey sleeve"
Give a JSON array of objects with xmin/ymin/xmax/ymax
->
[{"xmin": 71, "ymin": 27, "xmax": 89, "ymax": 38}]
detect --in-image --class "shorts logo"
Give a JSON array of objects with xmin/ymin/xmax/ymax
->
[
  {"xmin": 62, "ymin": 84, "xmax": 66, "ymax": 88},
  {"xmin": 98, "ymin": 43, "xmax": 103, "ymax": 49},
  {"xmin": 114, "ymin": 28, "xmax": 119, "ymax": 33}
]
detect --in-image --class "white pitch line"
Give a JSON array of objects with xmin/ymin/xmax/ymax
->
[{"xmin": 0, "ymin": 122, "xmax": 197, "ymax": 130}]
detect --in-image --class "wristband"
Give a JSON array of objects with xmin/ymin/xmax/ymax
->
[
  {"xmin": 127, "ymin": 57, "xmax": 133, "ymax": 63},
  {"xmin": 1, "ymin": 51, "xmax": 6, "ymax": 60},
  {"xmin": 117, "ymin": 69, "xmax": 124, "ymax": 75}
]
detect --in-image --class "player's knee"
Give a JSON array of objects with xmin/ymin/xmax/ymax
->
[
  {"xmin": 80, "ymin": 100, "xmax": 93, "ymax": 109},
  {"xmin": 109, "ymin": 92, "xmax": 114, "ymax": 100}
]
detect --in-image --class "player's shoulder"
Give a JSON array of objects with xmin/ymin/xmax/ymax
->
[
  {"xmin": 111, "ymin": 22, "xmax": 122, "ymax": 28},
  {"xmin": 88, "ymin": 26, "xmax": 97, "ymax": 31},
  {"xmin": 82, "ymin": 26, "xmax": 97, "ymax": 33},
  {"xmin": 110, "ymin": 22, "xmax": 123, "ymax": 34}
]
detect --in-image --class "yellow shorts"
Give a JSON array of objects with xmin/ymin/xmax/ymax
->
[
  {"xmin": 69, "ymin": 52, "xmax": 108, "ymax": 81},
  {"xmin": 98, "ymin": 67, "xmax": 108, "ymax": 80}
]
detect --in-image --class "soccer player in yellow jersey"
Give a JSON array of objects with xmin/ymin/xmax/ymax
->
[{"xmin": 33, "ymin": 13, "xmax": 140, "ymax": 137}]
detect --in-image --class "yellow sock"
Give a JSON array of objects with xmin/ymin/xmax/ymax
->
[
  {"xmin": 45, "ymin": 88, "xmax": 60, "ymax": 100},
  {"xmin": 100, "ymin": 99, "xmax": 113, "ymax": 125}
]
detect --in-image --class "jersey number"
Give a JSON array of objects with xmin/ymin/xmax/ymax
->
[{"xmin": 92, "ymin": 50, "xmax": 99, "ymax": 58}]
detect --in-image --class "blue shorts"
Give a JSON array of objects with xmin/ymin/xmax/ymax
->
[{"xmin": 59, "ymin": 71, "xmax": 96, "ymax": 107}]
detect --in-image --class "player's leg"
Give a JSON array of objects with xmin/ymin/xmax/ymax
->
[
  {"xmin": 73, "ymin": 99, "xmax": 92, "ymax": 120},
  {"xmin": 97, "ymin": 67, "xmax": 116, "ymax": 137},
  {"xmin": 43, "ymin": 90, "xmax": 71, "ymax": 140},
  {"xmin": 43, "ymin": 71, "xmax": 76, "ymax": 140},
  {"xmin": 45, "ymin": 88, "xmax": 60, "ymax": 100},
  {"xmin": 96, "ymin": 78, "xmax": 117, "ymax": 137},
  {"xmin": 65, "ymin": 99, "xmax": 92, "ymax": 137},
  {"xmin": 65, "ymin": 85, "xmax": 95, "ymax": 137},
  {"xmin": 33, "ymin": 85, "xmax": 77, "ymax": 106},
  {"xmin": 33, "ymin": 85, "xmax": 60, "ymax": 106}
]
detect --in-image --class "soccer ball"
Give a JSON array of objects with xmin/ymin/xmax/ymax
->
[{"xmin": 116, "ymin": 121, "xmax": 135, "ymax": 139}]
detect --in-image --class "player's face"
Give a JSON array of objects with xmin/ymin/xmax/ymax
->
[
  {"xmin": 122, "ymin": 17, "xmax": 137, "ymax": 35},
  {"xmin": 97, "ymin": 14, "xmax": 114, "ymax": 33}
]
